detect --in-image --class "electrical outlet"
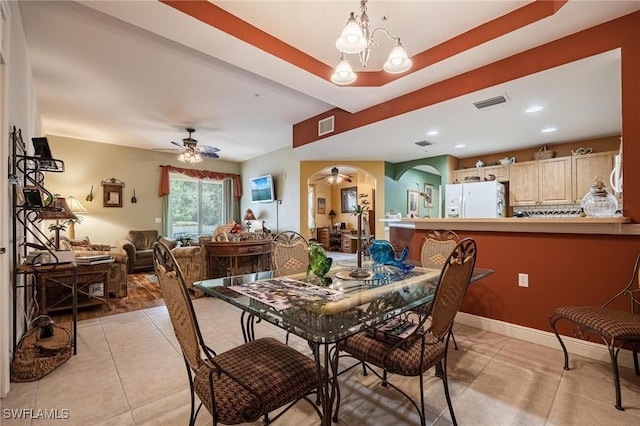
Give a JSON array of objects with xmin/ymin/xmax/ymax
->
[
  {"xmin": 155, "ymin": 217, "xmax": 161, "ymax": 224},
  {"xmin": 518, "ymin": 273, "xmax": 529, "ymax": 287}
]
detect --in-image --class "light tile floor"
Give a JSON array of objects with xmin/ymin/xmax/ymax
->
[{"xmin": 3, "ymin": 297, "xmax": 640, "ymax": 425}]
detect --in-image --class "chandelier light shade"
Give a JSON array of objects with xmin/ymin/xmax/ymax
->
[
  {"xmin": 335, "ymin": 12, "xmax": 367, "ymax": 54},
  {"xmin": 331, "ymin": 54, "xmax": 357, "ymax": 85},
  {"xmin": 383, "ymin": 40, "xmax": 412, "ymax": 74},
  {"xmin": 333, "ymin": 0, "xmax": 412, "ymax": 84}
]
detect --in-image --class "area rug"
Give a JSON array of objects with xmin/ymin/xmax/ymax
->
[{"xmin": 51, "ymin": 273, "xmax": 165, "ymax": 323}]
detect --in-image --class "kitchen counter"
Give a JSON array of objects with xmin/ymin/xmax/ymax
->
[{"xmin": 391, "ymin": 216, "xmax": 639, "ymax": 235}]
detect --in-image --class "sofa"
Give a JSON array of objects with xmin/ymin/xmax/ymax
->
[
  {"xmin": 59, "ymin": 236, "xmax": 129, "ymax": 298},
  {"xmin": 118, "ymin": 230, "xmax": 163, "ymax": 273}
]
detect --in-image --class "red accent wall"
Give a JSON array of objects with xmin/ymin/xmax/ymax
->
[{"xmin": 392, "ymin": 227, "xmax": 640, "ymax": 333}]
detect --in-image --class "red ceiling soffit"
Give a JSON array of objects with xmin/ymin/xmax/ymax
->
[{"xmin": 161, "ymin": 0, "xmax": 566, "ymax": 87}]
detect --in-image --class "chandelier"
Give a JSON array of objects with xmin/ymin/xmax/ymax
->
[
  {"xmin": 178, "ymin": 147, "xmax": 203, "ymax": 164},
  {"xmin": 332, "ymin": 0, "xmax": 412, "ymax": 85}
]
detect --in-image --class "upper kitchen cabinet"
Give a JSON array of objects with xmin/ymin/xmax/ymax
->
[
  {"xmin": 509, "ymin": 157, "xmax": 572, "ymax": 206},
  {"xmin": 509, "ymin": 162, "xmax": 538, "ymax": 206},
  {"xmin": 538, "ymin": 157, "xmax": 573, "ymax": 205},
  {"xmin": 572, "ymin": 151, "xmax": 617, "ymax": 203}
]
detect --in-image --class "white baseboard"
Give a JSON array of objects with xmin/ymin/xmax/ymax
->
[{"xmin": 455, "ymin": 312, "xmax": 637, "ymax": 371}]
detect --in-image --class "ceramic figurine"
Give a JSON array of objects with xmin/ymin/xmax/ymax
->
[{"xmin": 369, "ymin": 240, "xmax": 414, "ymax": 272}]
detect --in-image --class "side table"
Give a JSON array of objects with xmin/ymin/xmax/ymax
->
[
  {"xmin": 38, "ymin": 261, "xmax": 113, "ymax": 314},
  {"xmin": 205, "ymin": 240, "xmax": 272, "ymax": 278}
]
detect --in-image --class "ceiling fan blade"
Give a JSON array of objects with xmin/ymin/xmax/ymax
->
[
  {"xmin": 343, "ymin": 177, "xmax": 353, "ymax": 183},
  {"xmin": 201, "ymin": 152, "xmax": 219, "ymax": 159},
  {"xmin": 171, "ymin": 141, "xmax": 182, "ymax": 147},
  {"xmin": 201, "ymin": 145, "xmax": 220, "ymax": 153},
  {"xmin": 314, "ymin": 175, "xmax": 329, "ymax": 181}
]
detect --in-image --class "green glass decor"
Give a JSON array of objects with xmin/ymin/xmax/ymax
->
[{"xmin": 307, "ymin": 242, "xmax": 333, "ymax": 285}]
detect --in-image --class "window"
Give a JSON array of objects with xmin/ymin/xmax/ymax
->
[{"xmin": 167, "ymin": 173, "xmax": 224, "ymax": 238}]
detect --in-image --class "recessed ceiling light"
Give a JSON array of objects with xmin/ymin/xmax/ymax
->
[
  {"xmin": 426, "ymin": 130, "xmax": 439, "ymax": 136},
  {"xmin": 454, "ymin": 144, "xmax": 466, "ymax": 149},
  {"xmin": 541, "ymin": 127, "xmax": 557, "ymax": 133},
  {"xmin": 526, "ymin": 106, "xmax": 544, "ymax": 113}
]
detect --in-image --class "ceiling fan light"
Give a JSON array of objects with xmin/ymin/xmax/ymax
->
[
  {"xmin": 383, "ymin": 42, "xmax": 412, "ymax": 74},
  {"xmin": 193, "ymin": 153, "xmax": 203, "ymax": 163},
  {"xmin": 336, "ymin": 176, "xmax": 343, "ymax": 184},
  {"xmin": 336, "ymin": 13, "xmax": 367, "ymax": 54},
  {"xmin": 331, "ymin": 54, "xmax": 357, "ymax": 85},
  {"xmin": 178, "ymin": 153, "xmax": 186, "ymax": 162}
]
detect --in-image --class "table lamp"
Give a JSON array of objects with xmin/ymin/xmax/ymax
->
[
  {"xmin": 244, "ymin": 208, "xmax": 256, "ymax": 231},
  {"xmin": 66, "ymin": 196, "xmax": 88, "ymax": 239},
  {"xmin": 328, "ymin": 209, "xmax": 336, "ymax": 229},
  {"xmin": 41, "ymin": 197, "xmax": 78, "ymax": 249}
]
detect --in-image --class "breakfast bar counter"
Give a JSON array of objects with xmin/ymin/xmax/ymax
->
[{"xmin": 392, "ymin": 216, "xmax": 639, "ymax": 235}]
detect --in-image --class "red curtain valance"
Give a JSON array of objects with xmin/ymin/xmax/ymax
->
[{"xmin": 159, "ymin": 165, "xmax": 242, "ymax": 200}]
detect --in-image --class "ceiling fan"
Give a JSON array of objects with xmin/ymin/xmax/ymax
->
[
  {"xmin": 169, "ymin": 128, "xmax": 220, "ymax": 163},
  {"xmin": 315, "ymin": 167, "xmax": 353, "ymax": 183}
]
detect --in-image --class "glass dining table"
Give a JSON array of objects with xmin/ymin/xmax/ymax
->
[{"xmin": 194, "ymin": 264, "xmax": 493, "ymax": 425}]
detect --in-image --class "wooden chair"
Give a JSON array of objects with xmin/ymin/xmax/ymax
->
[
  {"xmin": 152, "ymin": 242, "xmax": 322, "ymax": 425},
  {"xmin": 416, "ymin": 230, "xmax": 460, "ymax": 349},
  {"xmin": 550, "ymin": 253, "xmax": 640, "ymax": 411},
  {"xmin": 335, "ymin": 238, "xmax": 477, "ymax": 426},
  {"xmin": 272, "ymin": 231, "xmax": 309, "ymax": 276}
]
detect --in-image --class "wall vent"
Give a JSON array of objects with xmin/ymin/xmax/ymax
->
[
  {"xmin": 318, "ymin": 116, "xmax": 335, "ymax": 136},
  {"xmin": 473, "ymin": 94, "xmax": 509, "ymax": 109},
  {"xmin": 415, "ymin": 140, "xmax": 434, "ymax": 147}
]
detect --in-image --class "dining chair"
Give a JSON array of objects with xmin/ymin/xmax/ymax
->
[
  {"xmin": 272, "ymin": 231, "xmax": 309, "ymax": 276},
  {"xmin": 415, "ymin": 230, "xmax": 461, "ymax": 349},
  {"xmin": 549, "ymin": 252, "xmax": 640, "ymax": 411},
  {"xmin": 335, "ymin": 238, "xmax": 477, "ymax": 426},
  {"xmin": 152, "ymin": 242, "xmax": 322, "ymax": 425}
]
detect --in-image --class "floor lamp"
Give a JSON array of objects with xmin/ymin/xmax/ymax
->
[{"xmin": 66, "ymin": 196, "xmax": 88, "ymax": 239}]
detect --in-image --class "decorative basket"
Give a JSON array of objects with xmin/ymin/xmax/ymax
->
[
  {"xmin": 11, "ymin": 324, "xmax": 72, "ymax": 382},
  {"xmin": 533, "ymin": 145, "xmax": 555, "ymax": 160}
]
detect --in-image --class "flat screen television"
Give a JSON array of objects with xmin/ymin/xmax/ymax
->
[{"xmin": 250, "ymin": 175, "xmax": 276, "ymax": 203}]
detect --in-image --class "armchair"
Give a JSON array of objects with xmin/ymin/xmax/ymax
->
[{"xmin": 118, "ymin": 230, "xmax": 161, "ymax": 273}]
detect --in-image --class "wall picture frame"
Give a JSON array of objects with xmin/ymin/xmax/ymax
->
[
  {"xmin": 103, "ymin": 184, "xmax": 122, "ymax": 207},
  {"xmin": 341, "ymin": 186, "xmax": 357, "ymax": 213},
  {"xmin": 317, "ymin": 197, "xmax": 326, "ymax": 214},
  {"xmin": 407, "ymin": 190, "xmax": 419, "ymax": 218},
  {"xmin": 424, "ymin": 184, "xmax": 434, "ymax": 208}
]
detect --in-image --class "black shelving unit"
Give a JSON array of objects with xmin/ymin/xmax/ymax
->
[{"xmin": 10, "ymin": 126, "xmax": 77, "ymax": 354}]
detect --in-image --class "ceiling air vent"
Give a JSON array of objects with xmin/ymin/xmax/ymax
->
[
  {"xmin": 318, "ymin": 115, "xmax": 335, "ymax": 136},
  {"xmin": 473, "ymin": 94, "xmax": 509, "ymax": 109},
  {"xmin": 415, "ymin": 140, "xmax": 434, "ymax": 147}
]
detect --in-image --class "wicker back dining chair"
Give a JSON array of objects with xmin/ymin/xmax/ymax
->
[
  {"xmin": 335, "ymin": 238, "xmax": 477, "ymax": 426},
  {"xmin": 272, "ymin": 231, "xmax": 309, "ymax": 277},
  {"xmin": 549, "ymin": 252, "xmax": 640, "ymax": 411},
  {"xmin": 152, "ymin": 242, "xmax": 322, "ymax": 425},
  {"xmin": 415, "ymin": 230, "xmax": 461, "ymax": 349}
]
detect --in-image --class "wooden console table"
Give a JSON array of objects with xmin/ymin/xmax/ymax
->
[{"xmin": 205, "ymin": 240, "xmax": 272, "ymax": 278}]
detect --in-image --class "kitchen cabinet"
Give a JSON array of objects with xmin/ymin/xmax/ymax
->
[
  {"xmin": 509, "ymin": 162, "xmax": 538, "ymax": 206},
  {"xmin": 509, "ymin": 157, "xmax": 572, "ymax": 206},
  {"xmin": 538, "ymin": 157, "xmax": 573, "ymax": 204},
  {"xmin": 452, "ymin": 168, "xmax": 480, "ymax": 183},
  {"xmin": 572, "ymin": 151, "xmax": 617, "ymax": 203}
]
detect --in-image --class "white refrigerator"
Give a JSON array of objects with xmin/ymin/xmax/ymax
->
[{"xmin": 445, "ymin": 181, "xmax": 506, "ymax": 218}]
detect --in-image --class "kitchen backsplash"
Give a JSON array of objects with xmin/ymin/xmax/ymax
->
[{"xmin": 512, "ymin": 202, "xmax": 623, "ymax": 218}]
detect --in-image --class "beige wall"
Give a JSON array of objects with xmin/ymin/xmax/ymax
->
[
  {"xmin": 45, "ymin": 135, "xmax": 240, "ymax": 246},
  {"xmin": 240, "ymin": 146, "xmax": 300, "ymax": 234}
]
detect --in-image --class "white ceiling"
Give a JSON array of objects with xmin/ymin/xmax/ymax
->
[{"xmin": 17, "ymin": 1, "xmax": 639, "ymax": 164}]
